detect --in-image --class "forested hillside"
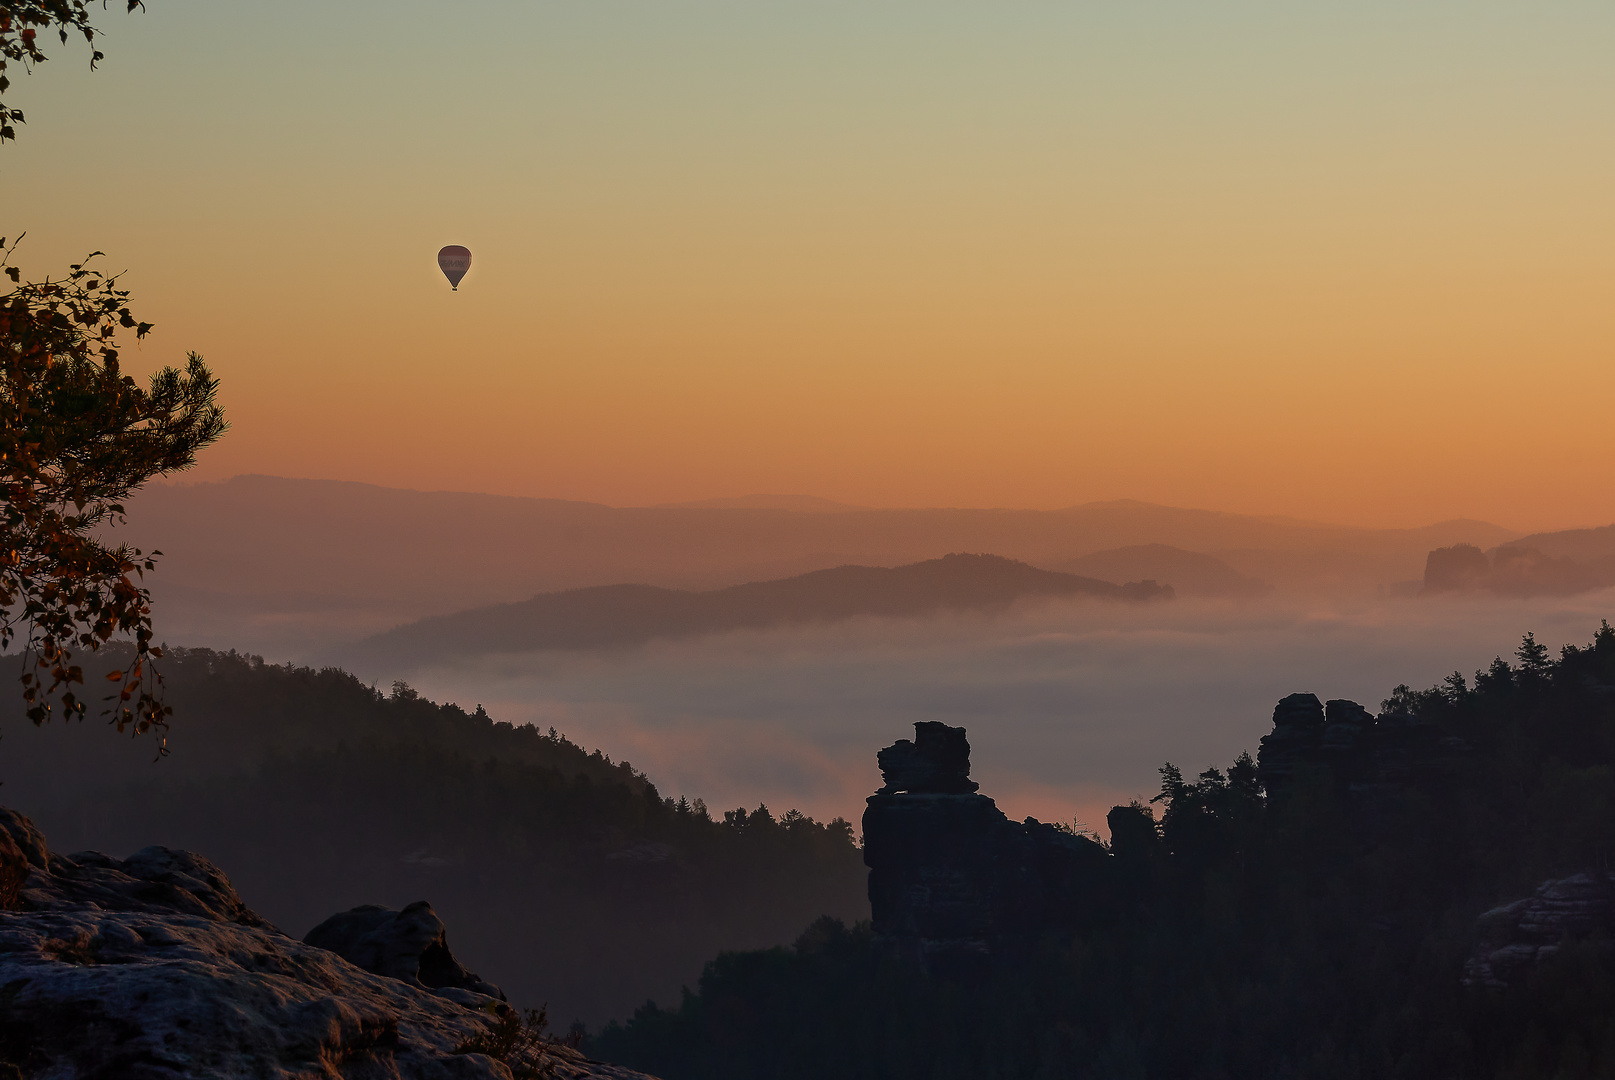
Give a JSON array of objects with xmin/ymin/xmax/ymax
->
[
  {"xmin": 1423, "ymin": 527, "xmax": 1615, "ymax": 598},
  {"xmin": 593, "ymin": 623, "xmax": 1615, "ymax": 1080},
  {"xmin": 0, "ymin": 649, "xmax": 867, "ymax": 1024}
]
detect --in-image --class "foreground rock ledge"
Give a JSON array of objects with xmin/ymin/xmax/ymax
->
[{"xmin": 0, "ymin": 807, "xmax": 656, "ymax": 1080}]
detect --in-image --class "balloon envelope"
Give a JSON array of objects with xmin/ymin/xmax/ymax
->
[{"xmin": 437, "ymin": 245, "xmax": 472, "ymax": 290}]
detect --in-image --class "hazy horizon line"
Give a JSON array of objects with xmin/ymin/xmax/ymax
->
[{"xmin": 146, "ymin": 472, "xmax": 1590, "ymax": 537}]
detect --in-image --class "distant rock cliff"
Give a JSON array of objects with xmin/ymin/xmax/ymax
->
[
  {"xmin": 1423, "ymin": 529, "xmax": 1615, "ymax": 598},
  {"xmin": 862, "ymin": 722, "xmax": 1105, "ymax": 975},
  {"xmin": 1422, "ymin": 543, "xmax": 1494, "ymax": 594},
  {"xmin": 0, "ymin": 808, "xmax": 656, "ymax": 1080},
  {"xmin": 1256, "ymin": 692, "xmax": 1469, "ymax": 819}
]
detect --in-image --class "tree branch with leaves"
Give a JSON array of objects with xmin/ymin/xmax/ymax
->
[
  {"xmin": 2, "ymin": 235, "xmax": 225, "ymax": 745},
  {"xmin": 1, "ymin": 1, "xmax": 144, "ymax": 143}
]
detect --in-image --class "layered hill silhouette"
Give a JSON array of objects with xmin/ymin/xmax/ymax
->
[
  {"xmin": 1049, "ymin": 544, "xmax": 1269, "ymax": 599},
  {"xmin": 347, "ymin": 553, "xmax": 1171, "ymax": 670},
  {"xmin": 1423, "ymin": 524, "xmax": 1615, "ymax": 597},
  {"xmin": 118, "ymin": 476, "xmax": 1517, "ymax": 659}
]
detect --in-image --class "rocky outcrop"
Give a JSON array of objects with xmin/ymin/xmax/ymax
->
[
  {"xmin": 862, "ymin": 723, "xmax": 1104, "ymax": 976},
  {"xmin": 1465, "ymin": 873, "xmax": 1615, "ymax": 989},
  {"xmin": 1421, "ymin": 539, "xmax": 1615, "ymax": 598},
  {"xmin": 875, "ymin": 721, "xmax": 978, "ymax": 795},
  {"xmin": 1257, "ymin": 694, "xmax": 1468, "ymax": 815},
  {"xmin": 306, "ymin": 902, "xmax": 505, "ymax": 1001},
  {"xmin": 1253, "ymin": 693, "xmax": 1326, "ymax": 786},
  {"xmin": 1422, "ymin": 543, "xmax": 1492, "ymax": 594},
  {"xmin": 0, "ymin": 807, "xmax": 656, "ymax": 1080}
]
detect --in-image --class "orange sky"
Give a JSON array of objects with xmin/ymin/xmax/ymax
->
[{"xmin": 7, "ymin": 1, "xmax": 1614, "ymax": 530}]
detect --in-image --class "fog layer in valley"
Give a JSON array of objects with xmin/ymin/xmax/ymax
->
[
  {"xmin": 399, "ymin": 590, "xmax": 1615, "ymax": 835},
  {"xmin": 99, "ymin": 477, "xmax": 1615, "ymax": 835}
]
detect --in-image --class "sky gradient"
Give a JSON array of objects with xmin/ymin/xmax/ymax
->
[{"xmin": 7, "ymin": 0, "xmax": 1614, "ymax": 528}]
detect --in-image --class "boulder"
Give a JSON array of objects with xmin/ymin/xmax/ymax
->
[
  {"xmin": 306, "ymin": 901, "xmax": 505, "ymax": 1000},
  {"xmin": 0, "ymin": 808, "xmax": 657, "ymax": 1080}
]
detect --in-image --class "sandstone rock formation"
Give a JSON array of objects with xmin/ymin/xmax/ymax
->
[
  {"xmin": 1252, "ymin": 692, "xmax": 1325, "ymax": 786},
  {"xmin": 1422, "ymin": 543, "xmax": 1492, "ymax": 594},
  {"xmin": 1257, "ymin": 693, "xmax": 1468, "ymax": 818},
  {"xmin": 875, "ymin": 720, "xmax": 978, "ymax": 795},
  {"xmin": 1465, "ymin": 872, "xmax": 1615, "ymax": 989},
  {"xmin": 0, "ymin": 807, "xmax": 656, "ymax": 1080},
  {"xmin": 306, "ymin": 902, "xmax": 505, "ymax": 1001},
  {"xmin": 862, "ymin": 722, "xmax": 1104, "ymax": 976}
]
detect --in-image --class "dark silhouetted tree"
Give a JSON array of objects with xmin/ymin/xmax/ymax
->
[
  {"xmin": 2, "ymin": 238, "xmax": 226, "ymax": 737},
  {"xmin": 4, "ymin": 2, "xmax": 223, "ymax": 741},
  {"xmin": 1516, "ymin": 631, "xmax": 1551, "ymax": 681}
]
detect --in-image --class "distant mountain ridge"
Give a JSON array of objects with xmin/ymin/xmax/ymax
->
[
  {"xmin": 1503, "ymin": 523, "xmax": 1615, "ymax": 566},
  {"xmin": 653, "ymin": 494, "xmax": 869, "ymax": 512},
  {"xmin": 117, "ymin": 476, "xmax": 1518, "ymax": 659},
  {"xmin": 348, "ymin": 553, "xmax": 1170, "ymax": 670}
]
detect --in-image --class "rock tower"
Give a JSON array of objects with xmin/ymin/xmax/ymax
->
[{"xmin": 862, "ymin": 722, "xmax": 1104, "ymax": 976}]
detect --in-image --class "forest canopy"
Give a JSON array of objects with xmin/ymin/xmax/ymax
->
[{"xmin": 593, "ymin": 622, "xmax": 1615, "ymax": 1080}]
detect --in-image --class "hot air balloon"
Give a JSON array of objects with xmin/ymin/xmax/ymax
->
[{"xmin": 437, "ymin": 245, "xmax": 472, "ymax": 291}]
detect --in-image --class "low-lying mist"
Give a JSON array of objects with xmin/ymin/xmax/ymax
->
[{"xmin": 394, "ymin": 589, "xmax": 1615, "ymax": 834}]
